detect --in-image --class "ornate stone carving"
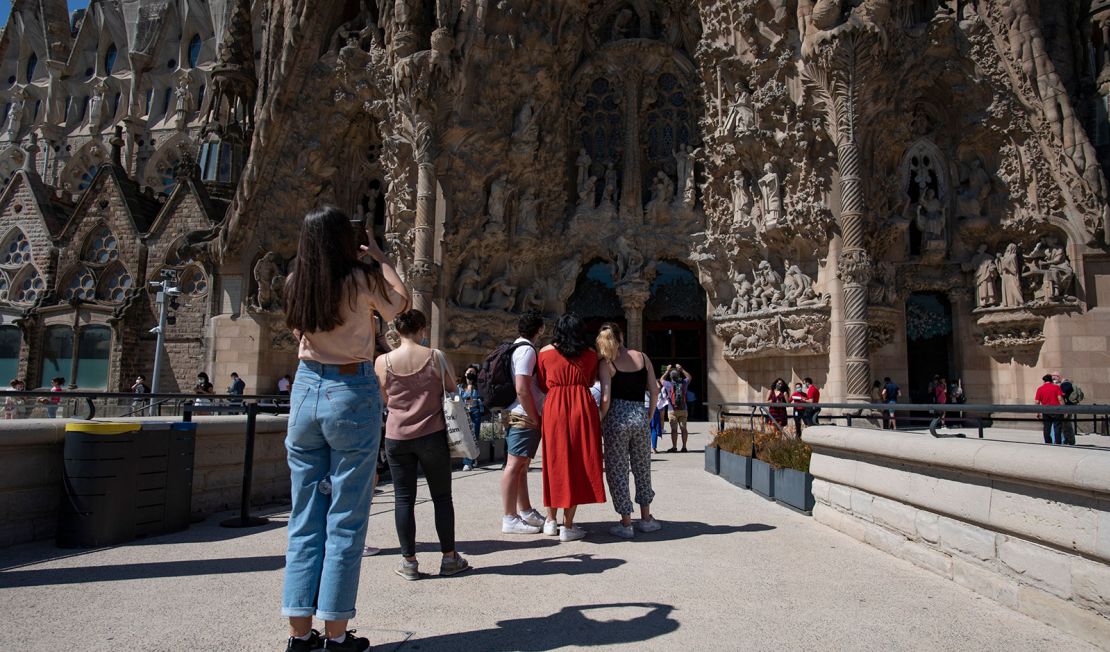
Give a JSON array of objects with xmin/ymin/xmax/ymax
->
[
  {"xmin": 716, "ymin": 308, "xmax": 831, "ymax": 360},
  {"xmin": 250, "ymin": 252, "xmax": 285, "ymax": 312},
  {"xmin": 836, "ymin": 250, "xmax": 873, "ymax": 287}
]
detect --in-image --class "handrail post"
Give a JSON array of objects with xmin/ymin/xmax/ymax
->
[{"xmin": 221, "ymin": 402, "xmax": 270, "ymax": 528}]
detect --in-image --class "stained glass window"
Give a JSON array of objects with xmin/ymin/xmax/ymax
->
[
  {"xmin": 25, "ymin": 53, "xmax": 38, "ymax": 83},
  {"xmin": 78, "ymin": 165, "xmax": 98, "ymax": 191},
  {"xmin": 188, "ymin": 35, "xmax": 203, "ymax": 68},
  {"xmin": 98, "ymin": 265, "xmax": 133, "ymax": 302},
  {"xmin": 645, "ymin": 72, "xmax": 691, "ymax": 163},
  {"xmin": 1, "ymin": 231, "xmax": 32, "ymax": 266},
  {"xmin": 63, "ymin": 266, "xmax": 97, "ymax": 301},
  {"xmin": 12, "ymin": 267, "xmax": 45, "ymax": 303},
  {"xmin": 178, "ymin": 265, "xmax": 208, "ymax": 296},
  {"xmin": 83, "ymin": 226, "xmax": 119, "ymax": 264},
  {"xmin": 105, "ymin": 44, "xmax": 118, "ymax": 75},
  {"xmin": 579, "ymin": 78, "xmax": 622, "ymax": 166}
]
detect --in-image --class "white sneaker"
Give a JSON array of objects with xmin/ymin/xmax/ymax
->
[
  {"xmin": 502, "ymin": 515, "xmax": 541, "ymax": 535},
  {"xmin": 543, "ymin": 519, "xmax": 559, "ymax": 536},
  {"xmin": 609, "ymin": 524, "xmax": 634, "ymax": 539},
  {"xmin": 362, "ymin": 545, "xmax": 382, "ymax": 556},
  {"xmin": 519, "ymin": 509, "xmax": 545, "ymax": 528},
  {"xmin": 462, "ymin": 464, "xmax": 473, "ymax": 472},
  {"xmin": 559, "ymin": 525, "xmax": 587, "ymax": 542},
  {"xmin": 636, "ymin": 518, "xmax": 662, "ymax": 533}
]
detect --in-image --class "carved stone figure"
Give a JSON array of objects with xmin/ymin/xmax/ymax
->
[
  {"xmin": 721, "ymin": 82, "xmax": 756, "ymax": 136},
  {"xmin": 869, "ymin": 261, "xmax": 898, "ymax": 307},
  {"xmin": 484, "ymin": 271, "xmax": 517, "ymax": 311},
  {"xmin": 611, "ymin": 8, "xmax": 637, "ymax": 41},
  {"xmin": 575, "ymin": 148, "xmax": 591, "ymax": 193},
  {"xmin": 998, "ymin": 243, "xmax": 1024, "ymax": 308},
  {"xmin": 731, "ymin": 170, "xmax": 754, "ymax": 227},
  {"xmin": 613, "ymin": 234, "xmax": 644, "ymax": 284},
  {"xmin": 454, "ymin": 258, "xmax": 484, "ymax": 308},
  {"xmin": 516, "ymin": 189, "xmax": 540, "ymax": 237},
  {"xmin": 782, "ymin": 263, "xmax": 820, "ymax": 307},
  {"xmin": 511, "ymin": 99, "xmax": 539, "ymax": 158},
  {"xmin": 602, "ymin": 163, "xmax": 618, "ymax": 207},
  {"xmin": 957, "ymin": 158, "xmax": 991, "ymax": 219},
  {"xmin": 758, "ymin": 163, "xmax": 782, "ymax": 230},
  {"xmin": 5, "ymin": 90, "xmax": 25, "ymax": 136},
  {"xmin": 486, "ymin": 176, "xmax": 511, "ymax": 229},
  {"xmin": 578, "ymin": 175, "xmax": 598, "ymax": 210},
  {"xmin": 674, "ymin": 144, "xmax": 692, "ymax": 200},
  {"xmin": 1024, "ymin": 237, "xmax": 1074, "ymax": 302},
  {"xmin": 89, "ymin": 82, "xmax": 109, "ymax": 134},
  {"xmin": 971, "ymin": 244, "xmax": 1000, "ymax": 308},
  {"xmin": 752, "ymin": 260, "xmax": 783, "ymax": 311},
  {"xmin": 647, "ymin": 171, "xmax": 674, "ymax": 222},
  {"xmin": 915, "ymin": 188, "xmax": 946, "ymax": 256},
  {"xmin": 730, "ymin": 273, "xmax": 753, "ymax": 314},
  {"xmin": 520, "ymin": 282, "xmax": 545, "ymax": 313},
  {"xmin": 252, "ymin": 252, "xmax": 284, "ymax": 311},
  {"xmin": 173, "ymin": 71, "xmax": 194, "ymax": 132}
]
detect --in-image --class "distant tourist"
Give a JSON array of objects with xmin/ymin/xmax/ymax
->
[
  {"xmin": 4, "ymin": 379, "xmax": 25, "ymax": 419},
  {"xmin": 499, "ymin": 309, "xmax": 547, "ymax": 536},
  {"xmin": 277, "ymin": 374, "xmax": 292, "ymax": 395},
  {"xmin": 457, "ymin": 364, "xmax": 483, "ymax": 471},
  {"xmin": 650, "ymin": 388, "xmax": 667, "ymax": 454},
  {"xmin": 790, "ymin": 382, "xmax": 808, "ymax": 436},
  {"xmin": 376, "ymin": 309, "xmax": 470, "ymax": 581},
  {"xmin": 767, "ymin": 377, "xmax": 789, "ymax": 432},
  {"xmin": 596, "ymin": 323, "xmax": 662, "ymax": 539},
  {"xmin": 281, "ymin": 206, "xmax": 409, "ymax": 652},
  {"xmin": 43, "ymin": 377, "xmax": 64, "ymax": 418},
  {"xmin": 193, "ymin": 372, "xmax": 214, "ymax": 406},
  {"xmin": 131, "ymin": 375, "xmax": 149, "ymax": 413},
  {"xmin": 881, "ymin": 377, "xmax": 900, "ymax": 429},
  {"xmin": 661, "ymin": 364, "xmax": 692, "ymax": 452},
  {"xmin": 537, "ymin": 313, "xmax": 606, "ymax": 542},
  {"xmin": 1060, "ymin": 377, "xmax": 1084, "ymax": 445},
  {"xmin": 1035, "ymin": 373, "xmax": 1066, "ymax": 445},
  {"xmin": 800, "ymin": 377, "xmax": 819, "ymax": 426},
  {"xmin": 228, "ymin": 372, "xmax": 246, "ymax": 413}
]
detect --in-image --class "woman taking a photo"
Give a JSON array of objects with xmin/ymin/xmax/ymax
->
[
  {"xmin": 596, "ymin": 323, "xmax": 662, "ymax": 539},
  {"xmin": 375, "ymin": 308, "xmax": 470, "ymax": 581},
  {"xmin": 457, "ymin": 364, "xmax": 483, "ymax": 471},
  {"xmin": 282, "ymin": 206, "xmax": 409, "ymax": 652},
  {"xmin": 537, "ymin": 313, "xmax": 606, "ymax": 541}
]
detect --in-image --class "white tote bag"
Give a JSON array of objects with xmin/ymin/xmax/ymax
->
[{"xmin": 435, "ymin": 350, "xmax": 480, "ymax": 460}]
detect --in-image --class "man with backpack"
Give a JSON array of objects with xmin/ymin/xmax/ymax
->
[
  {"xmin": 1059, "ymin": 377, "xmax": 1084, "ymax": 445},
  {"xmin": 661, "ymin": 364, "xmax": 692, "ymax": 452},
  {"xmin": 479, "ymin": 310, "xmax": 548, "ymax": 535}
]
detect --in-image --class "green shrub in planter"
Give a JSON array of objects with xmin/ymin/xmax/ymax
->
[
  {"xmin": 711, "ymin": 428, "xmax": 755, "ymax": 457},
  {"xmin": 479, "ymin": 422, "xmax": 503, "ymax": 441}
]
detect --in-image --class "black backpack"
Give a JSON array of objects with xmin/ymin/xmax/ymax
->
[{"xmin": 477, "ymin": 341, "xmax": 534, "ymax": 410}]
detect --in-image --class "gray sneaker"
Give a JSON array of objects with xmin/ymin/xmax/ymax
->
[
  {"xmin": 519, "ymin": 509, "xmax": 545, "ymax": 528},
  {"xmin": 609, "ymin": 523, "xmax": 634, "ymax": 539},
  {"xmin": 396, "ymin": 559, "xmax": 420, "ymax": 581},
  {"xmin": 636, "ymin": 518, "xmax": 662, "ymax": 533},
  {"xmin": 440, "ymin": 553, "xmax": 471, "ymax": 576}
]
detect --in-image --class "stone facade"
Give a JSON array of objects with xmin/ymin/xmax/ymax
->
[{"xmin": 2, "ymin": 1, "xmax": 1110, "ymax": 404}]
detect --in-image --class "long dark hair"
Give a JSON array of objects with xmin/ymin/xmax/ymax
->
[
  {"xmin": 552, "ymin": 312, "xmax": 590, "ymax": 358},
  {"xmin": 284, "ymin": 206, "xmax": 386, "ymax": 333}
]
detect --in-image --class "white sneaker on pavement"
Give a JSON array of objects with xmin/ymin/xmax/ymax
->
[
  {"xmin": 519, "ymin": 509, "xmax": 545, "ymax": 528},
  {"xmin": 559, "ymin": 525, "xmax": 587, "ymax": 542},
  {"xmin": 462, "ymin": 464, "xmax": 473, "ymax": 472},
  {"xmin": 636, "ymin": 518, "xmax": 662, "ymax": 533},
  {"xmin": 543, "ymin": 519, "xmax": 559, "ymax": 536},
  {"xmin": 362, "ymin": 545, "xmax": 382, "ymax": 556},
  {"xmin": 609, "ymin": 524, "xmax": 634, "ymax": 539},
  {"xmin": 502, "ymin": 515, "xmax": 542, "ymax": 535}
]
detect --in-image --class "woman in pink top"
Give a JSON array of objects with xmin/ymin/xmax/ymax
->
[
  {"xmin": 375, "ymin": 309, "xmax": 471, "ymax": 581},
  {"xmin": 282, "ymin": 206, "xmax": 409, "ymax": 652}
]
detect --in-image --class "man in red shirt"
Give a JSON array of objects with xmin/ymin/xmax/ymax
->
[
  {"xmin": 802, "ymin": 377, "xmax": 821, "ymax": 426},
  {"xmin": 1034, "ymin": 374, "xmax": 1065, "ymax": 444}
]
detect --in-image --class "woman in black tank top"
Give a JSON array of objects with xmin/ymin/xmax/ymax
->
[{"xmin": 596, "ymin": 323, "xmax": 663, "ymax": 539}]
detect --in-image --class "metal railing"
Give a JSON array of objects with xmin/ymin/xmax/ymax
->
[
  {"xmin": 2, "ymin": 390, "xmax": 289, "ymax": 529},
  {"xmin": 715, "ymin": 401, "xmax": 1110, "ymax": 442}
]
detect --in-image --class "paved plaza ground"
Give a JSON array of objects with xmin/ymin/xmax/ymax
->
[{"xmin": 0, "ymin": 424, "xmax": 1102, "ymax": 651}]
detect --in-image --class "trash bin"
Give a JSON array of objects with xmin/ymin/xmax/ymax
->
[{"xmin": 57, "ymin": 421, "xmax": 197, "ymax": 548}]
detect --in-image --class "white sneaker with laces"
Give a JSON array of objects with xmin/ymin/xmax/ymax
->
[
  {"xmin": 502, "ymin": 515, "xmax": 541, "ymax": 535},
  {"xmin": 543, "ymin": 519, "xmax": 559, "ymax": 536},
  {"xmin": 362, "ymin": 545, "xmax": 382, "ymax": 557},
  {"xmin": 636, "ymin": 518, "xmax": 662, "ymax": 533},
  {"xmin": 609, "ymin": 524, "xmax": 634, "ymax": 539},
  {"xmin": 559, "ymin": 525, "xmax": 587, "ymax": 542},
  {"xmin": 462, "ymin": 464, "xmax": 473, "ymax": 472},
  {"xmin": 519, "ymin": 509, "xmax": 545, "ymax": 528}
]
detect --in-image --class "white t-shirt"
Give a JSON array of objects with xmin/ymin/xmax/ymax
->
[
  {"xmin": 277, "ymin": 378, "xmax": 291, "ymax": 392},
  {"xmin": 508, "ymin": 337, "xmax": 545, "ymax": 417}
]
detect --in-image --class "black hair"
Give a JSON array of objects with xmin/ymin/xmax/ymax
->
[
  {"xmin": 1042, "ymin": 374, "xmax": 1054, "ymax": 382},
  {"xmin": 804, "ymin": 377, "xmax": 813, "ymax": 384},
  {"xmin": 51, "ymin": 377, "xmax": 65, "ymax": 385},
  {"xmin": 230, "ymin": 372, "xmax": 239, "ymax": 378},
  {"xmin": 552, "ymin": 312, "xmax": 589, "ymax": 358},
  {"xmin": 284, "ymin": 205, "xmax": 387, "ymax": 334},
  {"xmin": 872, "ymin": 380, "xmax": 881, "ymax": 388},
  {"xmin": 883, "ymin": 376, "xmax": 891, "ymax": 383},
  {"xmin": 771, "ymin": 377, "xmax": 787, "ymax": 391},
  {"xmin": 517, "ymin": 309, "xmax": 544, "ymax": 339},
  {"xmin": 394, "ymin": 309, "xmax": 428, "ymax": 336},
  {"xmin": 197, "ymin": 372, "xmax": 210, "ymax": 382}
]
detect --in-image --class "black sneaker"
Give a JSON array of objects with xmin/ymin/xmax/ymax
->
[
  {"xmin": 321, "ymin": 631, "xmax": 370, "ymax": 651},
  {"xmin": 285, "ymin": 630, "xmax": 322, "ymax": 652}
]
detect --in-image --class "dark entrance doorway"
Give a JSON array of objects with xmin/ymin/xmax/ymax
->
[
  {"xmin": 905, "ymin": 292, "xmax": 954, "ymax": 404},
  {"xmin": 566, "ymin": 260, "xmax": 625, "ymax": 336},
  {"xmin": 644, "ymin": 262, "xmax": 707, "ymax": 421}
]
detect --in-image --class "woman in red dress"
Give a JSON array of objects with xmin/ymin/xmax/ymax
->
[{"xmin": 537, "ymin": 313, "xmax": 606, "ymax": 542}]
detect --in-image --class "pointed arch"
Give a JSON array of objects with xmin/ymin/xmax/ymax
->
[
  {"xmin": 142, "ymin": 133, "xmax": 195, "ymax": 196},
  {"xmin": 81, "ymin": 223, "xmax": 120, "ymax": 265},
  {"xmin": 96, "ymin": 261, "xmax": 133, "ymax": 302},
  {"xmin": 9, "ymin": 265, "xmax": 46, "ymax": 304},
  {"xmin": 0, "ymin": 269, "xmax": 11, "ymax": 301},
  {"xmin": 899, "ymin": 138, "xmax": 950, "ymax": 203},
  {"xmin": 0, "ymin": 147, "xmax": 26, "ymax": 187},
  {"xmin": 60, "ymin": 264, "xmax": 97, "ymax": 302},
  {"xmin": 0, "ymin": 227, "xmax": 33, "ymax": 268}
]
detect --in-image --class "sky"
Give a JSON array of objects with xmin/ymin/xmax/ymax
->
[{"xmin": 1, "ymin": 1, "xmax": 90, "ymax": 27}]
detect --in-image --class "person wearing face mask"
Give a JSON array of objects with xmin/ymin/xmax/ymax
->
[
  {"xmin": 456, "ymin": 364, "xmax": 483, "ymax": 471},
  {"xmin": 789, "ymin": 382, "xmax": 808, "ymax": 437},
  {"xmin": 767, "ymin": 377, "xmax": 789, "ymax": 431},
  {"xmin": 193, "ymin": 372, "xmax": 214, "ymax": 406},
  {"xmin": 660, "ymin": 364, "xmax": 692, "ymax": 452}
]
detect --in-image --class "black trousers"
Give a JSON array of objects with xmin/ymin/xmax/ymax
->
[
  {"xmin": 1042, "ymin": 415, "xmax": 1064, "ymax": 444},
  {"xmin": 385, "ymin": 429, "xmax": 455, "ymax": 557}
]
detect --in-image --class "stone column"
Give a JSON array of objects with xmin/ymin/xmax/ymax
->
[
  {"xmin": 835, "ymin": 137, "xmax": 873, "ymax": 403},
  {"xmin": 409, "ymin": 118, "xmax": 437, "ymax": 316},
  {"xmin": 617, "ymin": 281, "xmax": 650, "ymax": 350}
]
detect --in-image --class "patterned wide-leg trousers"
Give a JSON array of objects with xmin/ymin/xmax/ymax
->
[{"xmin": 602, "ymin": 399, "xmax": 655, "ymax": 516}]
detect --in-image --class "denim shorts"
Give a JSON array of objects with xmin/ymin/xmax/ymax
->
[{"xmin": 506, "ymin": 425, "xmax": 541, "ymax": 459}]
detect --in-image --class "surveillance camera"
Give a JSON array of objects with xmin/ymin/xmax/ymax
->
[
  {"xmin": 149, "ymin": 326, "xmax": 161, "ymax": 334},
  {"xmin": 165, "ymin": 287, "xmax": 182, "ymax": 297}
]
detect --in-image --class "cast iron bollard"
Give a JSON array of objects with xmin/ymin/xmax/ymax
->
[{"xmin": 221, "ymin": 402, "xmax": 270, "ymax": 528}]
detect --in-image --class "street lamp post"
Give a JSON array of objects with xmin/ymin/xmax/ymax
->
[{"xmin": 149, "ymin": 269, "xmax": 180, "ymax": 415}]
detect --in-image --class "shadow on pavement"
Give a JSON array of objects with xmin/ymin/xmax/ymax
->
[
  {"xmin": 575, "ymin": 520, "xmax": 775, "ymax": 544},
  {"xmin": 385, "ymin": 602, "xmax": 678, "ymax": 651},
  {"xmin": 370, "ymin": 537, "xmax": 561, "ymax": 557},
  {"xmin": 0, "ymin": 555, "xmax": 286, "ymax": 588},
  {"xmin": 473, "ymin": 553, "xmax": 625, "ymax": 577}
]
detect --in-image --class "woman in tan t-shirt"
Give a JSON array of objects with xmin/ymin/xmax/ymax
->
[{"xmin": 281, "ymin": 206, "xmax": 409, "ymax": 652}]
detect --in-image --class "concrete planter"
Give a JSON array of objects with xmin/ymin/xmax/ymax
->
[
  {"xmin": 751, "ymin": 458, "xmax": 775, "ymax": 499},
  {"xmin": 718, "ymin": 450, "xmax": 752, "ymax": 489},
  {"xmin": 704, "ymin": 446, "xmax": 720, "ymax": 474},
  {"xmin": 491, "ymin": 438, "xmax": 506, "ymax": 462},
  {"xmin": 478, "ymin": 439, "xmax": 493, "ymax": 464},
  {"xmin": 772, "ymin": 467, "xmax": 815, "ymax": 513}
]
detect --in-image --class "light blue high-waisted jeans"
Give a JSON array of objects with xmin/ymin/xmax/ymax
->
[{"xmin": 282, "ymin": 360, "xmax": 382, "ymax": 621}]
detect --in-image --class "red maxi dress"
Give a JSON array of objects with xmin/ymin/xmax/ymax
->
[{"xmin": 537, "ymin": 348, "xmax": 606, "ymax": 509}]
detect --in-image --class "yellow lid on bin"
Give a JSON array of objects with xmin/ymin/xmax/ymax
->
[{"xmin": 64, "ymin": 422, "xmax": 142, "ymax": 435}]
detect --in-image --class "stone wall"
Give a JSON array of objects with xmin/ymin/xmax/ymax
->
[
  {"xmin": 0, "ymin": 415, "xmax": 289, "ymax": 548},
  {"xmin": 804, "ymin": 426, "xmax": 1110, "ymax": 649}
]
